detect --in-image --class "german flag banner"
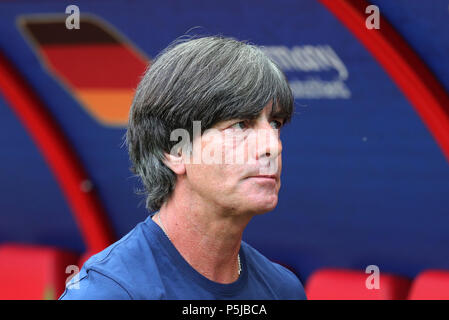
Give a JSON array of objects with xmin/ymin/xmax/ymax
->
[{"xmin": 18, "ymin": 15, "xmax": 149, "ymax": 126}]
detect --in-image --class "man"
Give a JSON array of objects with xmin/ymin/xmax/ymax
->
[{"xmin": 60, "ymin": 36, "xmax": 306, "ymax": 299}]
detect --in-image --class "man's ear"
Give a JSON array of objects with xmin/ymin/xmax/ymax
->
[{"xmin": 163, "ymin": 148, "xmax": 186, "ymax": 175}]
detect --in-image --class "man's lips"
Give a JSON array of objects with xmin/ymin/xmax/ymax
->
[{"xmin": 246, "ymin": 174, "xmax": 278, "ymax": 181}]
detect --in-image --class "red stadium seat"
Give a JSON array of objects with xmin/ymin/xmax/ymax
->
[
  {"xmin": 305, "ymin": 268, "xmax": 411, "ymax": 300},
  {"xmin": 0, "ymin": 243, "xmax": 78, "ymax": 299},
  {"xmin": 408, "ymin": 270, "xmax": 449, "ymax": 300}
]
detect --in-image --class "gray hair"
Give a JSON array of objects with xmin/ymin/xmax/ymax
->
[{"xmin": 126, "ymin": 35, "xmax": 294, "ymax": 212}]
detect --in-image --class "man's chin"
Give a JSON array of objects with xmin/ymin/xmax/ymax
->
[{"xmin": 246, "ymin": 197, "xmax": 278, "ymax": 215}]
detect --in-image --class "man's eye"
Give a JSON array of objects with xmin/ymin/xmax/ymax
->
[
  {"xmin": 270, "ymin": 120, "xmax": 283, "ymax": 130},
  {"xmin": 230, "ymin": 121, "xmax": 247, "ymax": 130}
]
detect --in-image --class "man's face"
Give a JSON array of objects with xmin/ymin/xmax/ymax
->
[{"xmin": 183, "ymin": 102, "xmax": 284, "ymax": 217}]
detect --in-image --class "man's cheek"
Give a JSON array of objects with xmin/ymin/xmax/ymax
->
[{"xmin": 222, "ymin": 135, "xmax": 247, "ymax": 165}]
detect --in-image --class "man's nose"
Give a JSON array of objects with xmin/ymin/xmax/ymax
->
[{"xmin": 254, "ymin": 121, "xmax": 282, "ymax": 161}]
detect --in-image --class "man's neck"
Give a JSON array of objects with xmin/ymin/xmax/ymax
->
[{"xmin": 152, "ymin": 187, "xmax": 253, "ymax": 284}]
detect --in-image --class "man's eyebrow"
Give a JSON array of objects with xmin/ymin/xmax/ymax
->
[{"xmin": 270, "ymin": 108, "xmax": 289, "ymax": 120}]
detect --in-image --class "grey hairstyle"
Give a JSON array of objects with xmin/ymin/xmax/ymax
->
[{"xmin": 126, "ymin": 35, "xmax": 294, "ymax": 212}]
